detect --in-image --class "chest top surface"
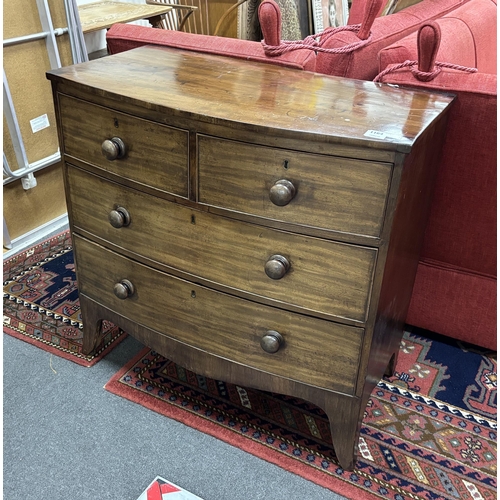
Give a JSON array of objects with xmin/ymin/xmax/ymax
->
[{"xmin": 47, "ymin": 46, "xmax": 454, "ymax": 152}]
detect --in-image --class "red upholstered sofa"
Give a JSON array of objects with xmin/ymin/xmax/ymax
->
[
  {"xmin": 268, "ymin": 0, "xmax": 473, "ymax": 80},
  {"xmin": 375, "ymin": 0, "xmax": 497, "ymax": 350},
  {"xmin": 105, "ymin": 0, "xmax": 496, "ymax": 350},
  {"xmin": 105, "ymin": 4, "xmax": 316, "ymax": 70},
  {"xmin": 106, "ymin": 0, "xmax": 472, "ymax": 81}
]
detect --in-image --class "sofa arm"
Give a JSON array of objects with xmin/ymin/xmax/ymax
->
[
  {"xmin": 259, "ymin": 0, "xmax": 281, "ymax": 46},
  {"xmin": 105, "ymin": 23, "xmax": 316, "ymax": 71}
]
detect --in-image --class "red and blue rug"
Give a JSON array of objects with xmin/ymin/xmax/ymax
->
[
  {"xmin": 3, "ymin": 231, "xmax": 497, "ymax": 498},
  {"xmin": 106, "ymin": 331, "xmax": 496, "ymax": 500},
  {"xmin": 3, "ymin": 231, "xmax": 126, "ymax": 366}
]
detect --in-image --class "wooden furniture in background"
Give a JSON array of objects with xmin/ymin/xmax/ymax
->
[
  {"xmin": 163, "ymin": 0, "xmax": 241, "ymax": 36},
  {"xmin": 47, "ymin": 46, "xmax": 453, "ymax": 469},
  {"xmin": 146, "ymin": 0, "xmax": 198, "ymax": 31},
  {"xmin": 204, "ymin": 0, "xmax": 240, "ymax": 36},
  {"xmin": 78, "ymin": 0, "xmax": 174, "ymax": 33},
  {"xmin": 147, "ymin": 0, "xmax": 244, "ymax": 36}
]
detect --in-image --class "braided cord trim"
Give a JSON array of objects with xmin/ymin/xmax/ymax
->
[
  {"xmin": 374, "ymin": 59, "xmax": 478, "ymax": 82},
  {"xmin": 262, "ymin": 24, "xmax": 372, "ymax": 56}
]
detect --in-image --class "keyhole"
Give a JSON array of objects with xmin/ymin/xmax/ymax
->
[
  {"xmin": 191, "ymin": 290, "xmax": 196, "ymax": 298},
  {"xmin": 114, "ymin": 118, "xmax": 119, "ymax": 128},
  {"xmin": 283, "ymin": 160, "xmax": 289, "ymax": 170},
  {"xmin": 191, "ymin": 215, "xmax": 196, "ymax": 224}
]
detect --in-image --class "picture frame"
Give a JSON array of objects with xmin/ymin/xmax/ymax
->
[
  {"xmin": 311, "ymin": 0, "xmax": 349, "ymax": 32},
  {"xmin": 328, "ymin": 0, "xmax": 349, "ymax": 28}
]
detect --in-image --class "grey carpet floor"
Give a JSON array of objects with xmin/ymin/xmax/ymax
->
[{"xmin": 3, "ymin": 332, "xmax": 348, "ymax": 500}]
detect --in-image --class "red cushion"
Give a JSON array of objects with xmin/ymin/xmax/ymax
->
[
  {"xmin": 446, "ymin": 0, "xmax": 497, "ymax": 73},
  {"xmin": 315, "ymin": 0, "xmax": 472, "ymax": 79},
  {"xmin": 106, "ymin": 24, "xmax": 316, "ymax": 71},
  {"xmin": 423, "ymin": 86, "xmax": 496, "ymax": 274},
  {"xmin": 378, "ymin": 69, "xmax": 497, "ymax": 271},
  {"xmin": 348, "ymin": 0, "xmax": 385, "ymax": 25},
  {"xmin": 407, "ymin": 260, "xmax": 496, "ymax": 350},
  {"xmin": 379, "ymin": 0, "xmax": 497, "ymax": 74}
]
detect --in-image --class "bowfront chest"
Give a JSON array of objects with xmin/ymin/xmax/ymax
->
[{"xmin": 47, "ymin": 46, "xmax": 453, "ymax": 470}]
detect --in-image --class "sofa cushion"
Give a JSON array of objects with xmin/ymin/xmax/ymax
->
[
  {"xmin": 348, "ymin": 0, "xmax": 386, "ymax": 25},
  {"xmin": 377, "ymin": 68, "xmax": 497, "ymax": 273},
  {"xmin": 407, "ymin": 260, "xmax": 496, "ymax": 350},
  {"xmin": 314, "ymin": 0, "xmax": 472, "ymax": 79},
  {"xmin": 106, "ymin": 23, "xmax": 316, "ymax": 71},
  {"xmin": 376, "ymin": 3, "xmax": 497, "ymax": 276},
  {"xmin": 378, "ymin": 0, "xmax": 497, "ymax": 74}
]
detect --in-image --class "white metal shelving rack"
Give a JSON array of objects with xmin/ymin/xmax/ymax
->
[{"xmin": 3, "ymin": 0, "xmax": 88, "ymax": 253}]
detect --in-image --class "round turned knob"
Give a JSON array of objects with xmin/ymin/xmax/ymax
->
[
  {"xmin": 260, "ymin": 330, "xmax": 284, "ymax": 354},
  {"xmin": 265, "ymin": 254, "xmax": 290, "ymax": 280},
  {"xmin": 108, "ymin": 207, "xmax": 131, "ymax": 228},
  {"xmin": 269, "ymin": 179, "xmax": 296, "ymax": 206},
  {"xmin": 101, "ymin": 137, "xmax": 126, "ymax": 160},
  {"xmin": 113, "ymin": 279, "xmax": 135, "ymax": 299}
]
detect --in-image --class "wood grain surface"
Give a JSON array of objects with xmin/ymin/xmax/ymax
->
[
  {"xmin": 198, "ymin": 134, "xmax": 392, "ymax": 238},
  {"xmin": 47, "ymin": 46, "xmax": 454, "ymax": 152},
  {"xmin": 74, "ymin": 234, "xmax": 363, "ymax": 394},
  {"xmin": 66, "ymin": 164, "xmax": 377, "ymax": 323},
  {"xmin": 59, "ymin": 94, "xmax": 189, "ymax": 197},
  {"xmin": 78, "ymin": 1, "xmax": 173, "ymax": 33}
]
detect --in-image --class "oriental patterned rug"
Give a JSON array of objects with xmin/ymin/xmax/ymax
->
[
  {"xmin": 3, "ymin": 230, "xmax": 126, "ymax": 366},
  {"xmin": 106, "ymin": 330, "xmax": 497, "ymax": 500}
]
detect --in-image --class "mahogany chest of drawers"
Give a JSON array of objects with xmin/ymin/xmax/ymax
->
[{"xmin": 47, "ymin": 46, "xmax": 453, "ymax": 470}]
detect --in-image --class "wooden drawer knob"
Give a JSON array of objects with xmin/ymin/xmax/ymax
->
[
  {"xmin": 260, "ymin": 330, "xmax": 284, "ymax": 354},
  {"xmin": 102, "ymin": 137, "xmax": 126, "ymax": 160},
  {"xmin": 265, "ymin": 255, "xmax": 290, "ymax": 280},
  {"xmin": 269, "ymin": 179, "xmax": 296, "ymax": 206},
  {"xmin": 113, "ymin": 279, "xmax": 135, "ymax": 299},
  {"xmin": 108, "ymin": 207, "xmax": 131, "ymax": 228}
]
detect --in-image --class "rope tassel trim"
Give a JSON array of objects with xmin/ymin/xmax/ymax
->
[
  {"xmin": 374, "ymin": 59, "xmax": 478, "ymax": 82},
  {"xmin": 261, "ymin": 24, "xmax": 372, "ymax": 56}
]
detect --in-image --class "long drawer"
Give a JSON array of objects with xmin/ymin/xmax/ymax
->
[
  {"xmin": 67, "ymin": 165, "xmax": 377, "ymax": 323},
  {"xmin": 197, "ymin": 135, "xmax": 393, "ymax": 238},
  {"xmin": 58, "ymin": 94, "xmax": 189, "ymax": 197},
  {"xmin": 73, "ymin": 234, "xmax": 363, "ymax": 394}
]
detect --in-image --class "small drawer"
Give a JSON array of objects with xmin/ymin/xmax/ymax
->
[
  {"xmin": 73, "ymin": 235, "xmax": 363, "ymax": 395},
  {"xmin": 197, "ymin": 135, "xmax": 392, "ymax": 238},
  {"xmin": 58, "ymin": 94, "xmax": 189, "ymax": 197},
  {"xmin": 67, "ymin": 165, "xmax": 377, "ymax": 323}
]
